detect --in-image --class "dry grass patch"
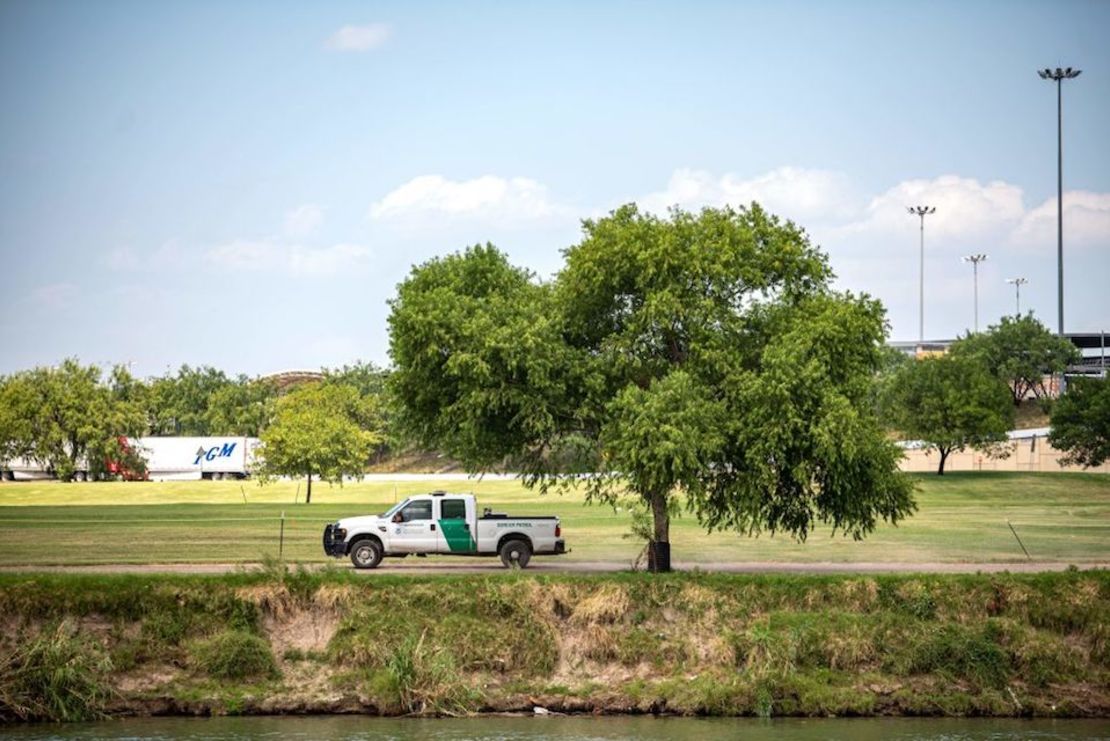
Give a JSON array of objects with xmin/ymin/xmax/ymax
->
[
  {"xmin": 834, "ymin": 579, "xmax": 880, "ymax": 611},
  {"xmin": 314, "ymin": 584, "xmax": 356, "ymax": 612},
  {"xmin": 571, "ymin": 584, "xmax": 630, "ymax": 625},
  {"xmin": 235, "ymin": 584, "xmax": 294, "ymax": 619}
]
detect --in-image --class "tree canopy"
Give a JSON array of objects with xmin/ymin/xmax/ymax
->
[
  {"xmin": 388, "ymin": 204, "xmax": 915, "ymax": 571},
  {"xmin": 950, "ymin": 315, "xmax": 1079, "ymax": 406},
  {"xmin": 0, "ymin": 360, "xmax": 146, "ymax": 480},
  {"xmin": 1049, "ymin": 377, "xmax": 1110, "ymax": 468},
  {"xmin": 146, "ymin": 365, "xmax": 235, "ymax": 435},
  {"xmin": 255, "ymin": 383, "xmax": 381, "ymax": 502},
  {"xmin": 882, "ymin": 354, "xmax": 1014, "ymax": 474}
]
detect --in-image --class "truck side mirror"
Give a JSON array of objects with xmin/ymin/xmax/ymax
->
[{"xmin": 392, "ymin": 513, "xmax": 403, "ymax": 524}]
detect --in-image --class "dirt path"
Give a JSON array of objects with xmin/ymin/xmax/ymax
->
[{"xmin": 1, "ymin": 560, "xmax": 1106, "ymax": 575}]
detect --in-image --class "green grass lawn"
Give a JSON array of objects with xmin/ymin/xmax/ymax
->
[{"xmin": 0, "ymin": 473, "xmax": 1107, "ymax": 566}]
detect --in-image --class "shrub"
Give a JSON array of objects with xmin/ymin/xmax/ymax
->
[
  {"xmin": 0, "ymin": 621, "xmax": 114, "ymax": 722},
  {"xmin": 190, "ymin": 630, "xmax": 278, "ymax": 681}
]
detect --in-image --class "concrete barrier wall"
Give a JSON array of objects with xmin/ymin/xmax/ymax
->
[{"xmin": 899, "ymin": 435, "xmax": 1110, "ymax": 473}]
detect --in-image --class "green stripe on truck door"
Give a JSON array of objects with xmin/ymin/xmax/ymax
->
[{"xmin": 438, "ymin": 519, "xmax": 476, "ymax": 553}]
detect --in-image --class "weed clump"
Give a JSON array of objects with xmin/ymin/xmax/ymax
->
[
  {"xmin": 190, "ymin": 630, "xmax": 278, "ymax": 681},
  {"xmin": 0, "ymin": 621, "xmax": 114, "ymax": 722},
  {"xmin": 367, "ymin": 631, "xmax": 481, "ymax": 715}
]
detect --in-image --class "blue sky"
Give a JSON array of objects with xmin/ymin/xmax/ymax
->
[{"xmin": 2, "ymin": 0, "xmax": 1108, "ymax": 378}]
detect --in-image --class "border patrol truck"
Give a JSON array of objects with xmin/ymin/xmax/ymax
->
[{"xmin": 323, "ymin": 491, "xmax": 567, "ymax": 569}]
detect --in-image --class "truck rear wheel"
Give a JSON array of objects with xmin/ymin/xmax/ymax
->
[
  {"xmin": 350, "ymin": 539, "xmax": 383, "ymax": 570},
  {"xmin": 499, "ymin": 539, "xmax": 532, "ymax": 569}
]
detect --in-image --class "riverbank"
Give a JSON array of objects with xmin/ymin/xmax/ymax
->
[{"xmin": 1, "ymin": 568, "xmax": 1107, "ymax": 722}]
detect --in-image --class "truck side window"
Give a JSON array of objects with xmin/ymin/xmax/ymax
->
[
  {"xmin": 441, "ymin": 499, "xmax": 466, "ymax": 520},
  {"xmin": 400, "ymin": 500, "xmax": 433, "ymax": 522}
]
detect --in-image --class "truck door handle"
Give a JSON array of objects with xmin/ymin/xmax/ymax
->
[{"xmin": 430, "ymin": 523, "xmax": 436, "ymax": 532}]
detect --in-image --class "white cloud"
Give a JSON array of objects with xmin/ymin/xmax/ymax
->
[
  {"xmin": 105, "ymin": 240, "xmax": 188, "ymax": 271},
  {"xmin": 640, "ymin": 166, "xmax": 862, "ymax": 223},
  {"xmin": 369, "ymin": 174, "xmax": 572, "ymax": 226},
  {"xmin": 324, "ymin": 24, "xmax": 391, "ymax": 52},
  {"xmin": 840, "ymin": 175, "xmax": 1026, "ymax": 241},
  {"xmin": 30, "ymin": 283, "xmax": 77, "ymax": 311},
  {"xmin": 1012, "ymin": 191, "xmax": 1110, "ymax": 247},
  {"xmin": 283, "ymin": 204, "xmax": 324, "ymax": 237},
  {"xmin": 204, "ymin": 240, "xmax": 371, "ymax": 276}
]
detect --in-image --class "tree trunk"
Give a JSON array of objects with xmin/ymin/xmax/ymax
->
[
  {"xmin": 647, "ymin": 489, "xmax": 671, "ymax": 573},
  {"xmin": 937, "ymin": 448, "xmax": 949, "ymax": 476},
  {"xmin": 306, "ymin": 472, "xmax": 313, "ymax": 504}
]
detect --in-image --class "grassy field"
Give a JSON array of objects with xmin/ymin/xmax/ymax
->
[{"xmin": 0, "ymin": 473, "xmax": 1107, "ymax": 566}]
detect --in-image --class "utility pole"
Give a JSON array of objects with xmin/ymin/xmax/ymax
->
[
  {"xmin": 963, "ymin": 254, "xmax": 988, "ymax": 332},
  {"xmin": 1038, "ymin": 66, "xmax": 1081, "ymax": 336},
  {"xmin": 907, "ymin": 206, "xmax": 936, "ymax": 344}
]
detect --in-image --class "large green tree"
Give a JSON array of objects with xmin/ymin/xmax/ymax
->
[
  {"xmin": 950, "ymin": 314, "xmax": 1079, "ymax": 406},
  {"xmin": 146, "ymin": 365, "xmax": 233, "ymax": 435},
  {"xmin": 0, "ymin": 360, "xmax": 146, "ymax": 480},
  {"xmin": 1049, "ymin": 377, "xmax": 1110, "ymax": 468},
  {"xmin": 321, "ymin": 362, "xmax": 390, "ymax": 452},
  {"xmin": 256, "ymin": 384, "xmax": 380, "ymax": 503},
  {"xmin": 389, "ymin": 205, "xmax": 914, "ymax": 571},
  {"xmin": 883, "ymin": 354, "xmax": 1014, "ymax": 475},
  {"xmin": 205, "ymin": 377, "xmax": 277, "ymax": 437}
]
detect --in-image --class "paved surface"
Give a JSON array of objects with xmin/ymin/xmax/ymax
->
[{"xmin": 1, "ymin": 560, "xmax": 1106, "ymax": 575}]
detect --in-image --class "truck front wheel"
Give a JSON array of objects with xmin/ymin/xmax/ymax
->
[
  {"xmin": 350, "ymin": 539, "xmax": 383, "ymax": 569},
  {"xmin": 499, "ymin": 539, "xmax": 532, "ymax": 569}
]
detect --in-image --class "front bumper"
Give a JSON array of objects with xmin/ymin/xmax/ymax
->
[{"xmin": 323, "ymin": 523, "xmax": 347, "ymax": 557}]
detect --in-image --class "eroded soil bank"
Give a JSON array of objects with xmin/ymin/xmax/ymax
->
[{"xmin": 1, "ymin": 569, "xmax": 1107, "ymax": 721}]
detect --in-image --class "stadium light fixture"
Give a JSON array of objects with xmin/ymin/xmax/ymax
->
[
  {"xmin": 907, "ymin": 206, "xmax": 936, "ymax": 344},
  {"xmin": 962, "ymin": 254, "xmax": 988, "ymax": 332},
  {"xmin": 1006, "ymin": 277, "xmax": 1028, "ymax": 316},
  {"xmin": 1038, "ymin": 66, "xmax": 1081, "ymax": 336}
]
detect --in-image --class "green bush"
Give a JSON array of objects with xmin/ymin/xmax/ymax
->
[
  {"xmin": 903, "ymin": 623, "xmax": 1011, "ymax": 688},
  {"xmin": 190, "ymin": 630, "xmax": 278, "ymax": 681},
  {"xmin": 0, "ymin": 621, "xmax": 114, "ymax": 722}
]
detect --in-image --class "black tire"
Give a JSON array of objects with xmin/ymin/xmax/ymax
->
[
  {"xmin": 349, "ymin": 538, "xmax": 383, "ymax": 570},
  {"xmin": 499, "ymin": 538, "xmax": 532, "ymax": 569}
]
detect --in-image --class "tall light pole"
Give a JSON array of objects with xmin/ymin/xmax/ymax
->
[
  {"xmin": 963, "ymin": 254, "xmax": 988, "ymax": 332},
  {"xmin": 907, "ymin": 206, "xmax": 936, "ymax": 344},
  {"xmin": 1007, "ymin": 277, "xmax": 1028, "ymax": 316},
  {"xmin": 1038, "ymin": 66, "xmax": 1081, "ymax": 337}
]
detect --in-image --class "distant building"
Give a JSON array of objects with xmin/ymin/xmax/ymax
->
[{"xmin": 259, "ymin": 369, "xmax": 324, "ymax": 392}]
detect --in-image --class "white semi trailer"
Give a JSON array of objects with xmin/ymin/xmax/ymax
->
[{"xmin": 0, "ymin": 436, "xmax": 260, "ymax": 481}]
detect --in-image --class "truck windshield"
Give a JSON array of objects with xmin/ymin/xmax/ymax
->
[{"xmin": 382, "ymin": 500, "xmax": 408, "ymax": 519}]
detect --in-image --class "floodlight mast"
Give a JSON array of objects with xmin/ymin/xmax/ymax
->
[
  {"xmin": 1038, "ymin": 66, "xmax": 1081, "ymax": 336},
  {"xmin": 1007, "ymin": 277, "xmax": 1028, "ymax": 316},
  {"xmin": 907, "ymin": 206, "xmax": 936, "ymax": 344},
  {"xmin": 962, "ymin": 254, "xmax": 988, "ymax": 332}
]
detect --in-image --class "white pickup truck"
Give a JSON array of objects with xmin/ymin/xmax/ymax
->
[{"xmin": 322, "ymin": 491, "xmax": 567, "ymax": 569}]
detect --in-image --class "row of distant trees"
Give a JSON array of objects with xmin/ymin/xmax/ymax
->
[
  {"xmin": 878, "ymin": 313, "xmax": 1106, "ymax": 474},
  {"xmin": 0, "ymin": 361, "xmax": 389, "ymax": 496}
]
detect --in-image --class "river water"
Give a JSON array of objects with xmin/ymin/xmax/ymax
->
[{"xmin": 0, "ymin": 716, "xmax": 1107, "ymax": 740}]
